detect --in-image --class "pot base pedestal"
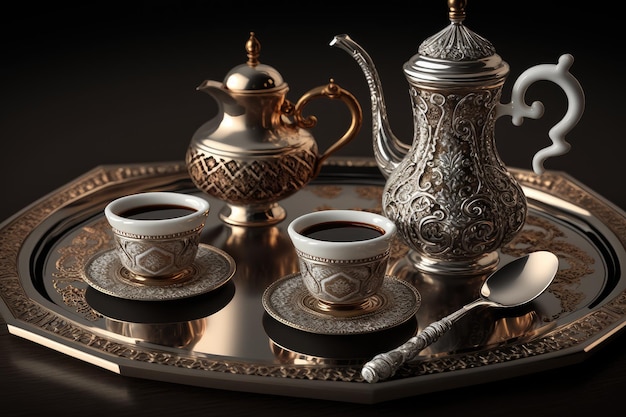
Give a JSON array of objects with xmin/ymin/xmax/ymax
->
[
  {"xmin": 391, "ymin": 250, "xmax": 500, "ymax": 277},
  {"xmin": 219, "ymin": 202, "xmax": 286, "ymax": 227}
]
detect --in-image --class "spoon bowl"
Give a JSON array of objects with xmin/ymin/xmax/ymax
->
[
  {"xmin": 481, "ymin": 251, "xmax": 559, "ymax": 307},
  {"xmin": 361, "ymin": 251, "xmax": 559, "ymax": 383}
]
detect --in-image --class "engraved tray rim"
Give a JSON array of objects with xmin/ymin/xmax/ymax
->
[{"xmin": 1, "ymin": 157, "xmax": 626, "ymax": 404}]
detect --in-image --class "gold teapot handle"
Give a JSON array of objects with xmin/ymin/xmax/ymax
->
[{"xmin": 292, "ymin": 79, "xmax": 363, "ymax": 176}]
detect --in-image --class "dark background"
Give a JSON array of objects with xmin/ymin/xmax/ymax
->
[
  {"xmin": 2, "ymin": 1, "xmax": 625, "ymax": 416},
  {"xmin": 0, "ymin": 1, "xmax": 621, "ymax": 223}
]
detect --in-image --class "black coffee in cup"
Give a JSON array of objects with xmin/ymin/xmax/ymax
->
[
  {"xmin": 119, "ymin": 204, "xmax": 196, "ymax": 220},
  {"xmin": 301, "ymin": 221, "xmax": 384, "ymax": 242}
]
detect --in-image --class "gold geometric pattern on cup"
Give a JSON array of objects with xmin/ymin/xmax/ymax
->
[
  {"xmin": 322, "ymin": 273, "xmax": 360, "ymax": 300},
  {"xmin": 298, "ymin": 257, "xmax": 388, "ymax": 306},
  {"xmin": 111, "ymin": 225, "xmax": 203, "ymax": 240},
  {"xmin": 114, "ymin": 234, "xmax": 200, "ymax": 279},
  {"xmin": 295, "ymin": 249, "xmax": 389, "ymax": 265},
  {"xmin": 135, "ymin": 246, "xmax": 177, "ymax": 276}
]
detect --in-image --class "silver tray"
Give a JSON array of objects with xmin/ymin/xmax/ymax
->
[{"xmin": 1, "ymin": 158, "xmax": 626, "ymax": 404}]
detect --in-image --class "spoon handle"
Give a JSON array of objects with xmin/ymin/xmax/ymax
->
[
  {"xmin": 361, "ymin": 317, "xmax": 453, "ymax": 383},
  {"xmin": 361, "ymin": 301, "xmax": 481, "ymax": 383}
]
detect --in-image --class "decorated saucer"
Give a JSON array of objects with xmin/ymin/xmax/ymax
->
[
  {"xmin": 82, "ymin": 243, "xmax": 236, "ymax": 301},
  {"xmin": 262, "ymin": 273, "xmax": 421, "ymax": 335}
]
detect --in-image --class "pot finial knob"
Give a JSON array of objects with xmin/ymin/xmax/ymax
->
[
  {"xmin": 246, "ymin": 31, "xmax": 261, "ymax": 67},
  {"xmin": 448, "ymin": 0, "xmax": 467, "ymax": 23}
]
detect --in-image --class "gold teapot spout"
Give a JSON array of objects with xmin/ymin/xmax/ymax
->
[{"xmin": 196, "ymin": 79, "xmax": 244, "ymax": 117}]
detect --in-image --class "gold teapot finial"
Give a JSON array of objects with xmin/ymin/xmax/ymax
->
[
  {"xmin": 246, "ymin": 32, "xmax": 261, "ymax": 67},
  {"xmin": 448, "ymin": 0, "xmax": 467, "ymax": 22}
]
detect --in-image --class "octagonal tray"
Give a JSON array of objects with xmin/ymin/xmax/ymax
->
[{"xmin": 1, "ymin": 157, "xmax": 625, "ymax": 404}]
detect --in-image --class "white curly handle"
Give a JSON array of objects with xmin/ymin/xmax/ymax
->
[{"xmin": 496, "ymin": 54, "xmax": 585, "ymax": 174}]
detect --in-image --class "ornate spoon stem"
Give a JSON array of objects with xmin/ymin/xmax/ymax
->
[{"xmin": 361, "ymin": 300, "xmax": 485, "ymax": 383}]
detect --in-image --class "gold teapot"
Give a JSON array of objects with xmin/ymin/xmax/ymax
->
[
  {"xmin": 186, "ymin": 32, "xmax": 362, "ymax": 226},
  {"xmin": 331, "ymin": 0, "xmax": 585, "ymax": 274}
]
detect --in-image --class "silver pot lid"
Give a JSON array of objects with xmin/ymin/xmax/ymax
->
[
  {"xmin": 222, "ymin": 32, "xmax": 286, "ymax": 92},
  {"xmin": 404, "ymin": 0, "xmax": 509, "ymax": 87}
]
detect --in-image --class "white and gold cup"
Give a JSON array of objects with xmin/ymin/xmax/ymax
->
[
  {"xmin": 287, "ymin": 209, "xmax": 397, "ymax": 311},
  {"xmin": 104, "ymin": 192, "xmax": 210, "ymax": 283}
]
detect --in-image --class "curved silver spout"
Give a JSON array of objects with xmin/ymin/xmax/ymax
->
[{"xmin": 330, "ymin": 34, "xmax": 409, "ymax": 178}]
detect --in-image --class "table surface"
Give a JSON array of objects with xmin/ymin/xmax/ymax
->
[{"xmin": 1, "ymin": 2, "xmax": 624, "ymax": 415}]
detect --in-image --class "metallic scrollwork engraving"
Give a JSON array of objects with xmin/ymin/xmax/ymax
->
[
  {"xmin": 419, "ymin": 19, "xmax": 496, "ymax": 61},
  {"xmin": 383, "ymin": 88, "xmax": 526, "ymax": 266},
  {"xmin": 0, "ymin": 161, "xmax": 625, "ymax": 388}
]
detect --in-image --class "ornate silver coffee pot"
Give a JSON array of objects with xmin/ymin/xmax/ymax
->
[
  {"xmin": 187, "ymin": 32, "xmax": 362, "ymax": 227},
  {"xmin": 331, "ymin": 0, "xmax": 585, "ymax": 274}
]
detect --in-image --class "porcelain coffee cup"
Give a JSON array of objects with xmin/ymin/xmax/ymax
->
[
  {"xmin": 287, "ymin": 209, "xmax": 397, "ymax": 308},
  {"xmin": 104, "ymin": 192, "xmax": 210, "ymax": 281}
]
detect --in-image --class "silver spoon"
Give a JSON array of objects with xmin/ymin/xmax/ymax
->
[{"xmin": 361, "ymin": 250, "xmax": 559, "ymax": 383}]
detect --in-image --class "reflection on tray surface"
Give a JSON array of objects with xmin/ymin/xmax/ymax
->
[
  {"xmin": 263, "ymin": 312, "xmax": 418, "ymax": 364},
  {"xmin": 202, "ymin": 223, "xmax": 299, "ymax": 293},
  {"xmin": 85, "ymin": 281, "xmax": 235, "ymax": 323},
  {"xmin": 26, "ymin": 163, "xmax": 614, "ymax": 390},
  {"xmin": 85, "ymin": 282, "xmax": 235, "ymax": 348},
  {"xmin": 106, "ymin": 318, "xmax": 208, "ymax": 349},
  {"xmin": 57, "ymin": 215, "xmax": 595, "ymax": 360}
]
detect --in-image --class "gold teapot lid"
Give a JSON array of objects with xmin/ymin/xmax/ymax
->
[
  {"xmin": 222, "ymin": 32, "xmax": 286, "ymax": 92},
  {"xmin": 404, "ymin": 0, "xmax": 509, "ymax": 87}
]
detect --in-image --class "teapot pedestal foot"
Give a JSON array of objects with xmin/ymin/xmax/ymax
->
[
  {"xmin": 390, "ymin": 250, "xmax": 499, "ymax": 277},
  {"xmin": 219, "ymin": 202, "xmax": 286, "ymax": 227}
]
